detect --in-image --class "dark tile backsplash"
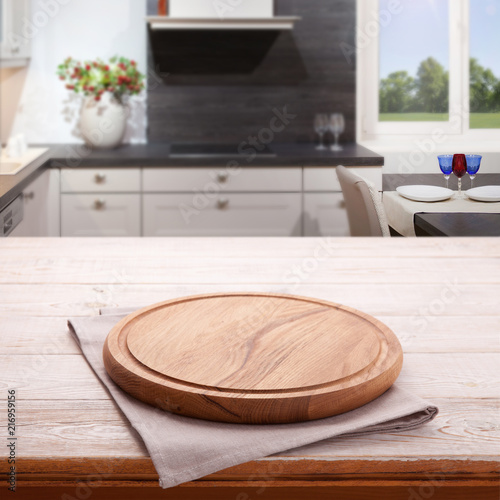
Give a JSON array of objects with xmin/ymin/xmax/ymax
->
[{"xmin": 147, "ymin": 0, "xmax": 356, "ymax": 144}]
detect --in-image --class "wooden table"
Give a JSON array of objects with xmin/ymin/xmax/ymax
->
[
  {"xmin": 415, "ymin": 213, "xmax": 500, "ymax": 237},
  {"xmin": 1, "ymin": 238, "xmax": 499, "ymax": 499}
]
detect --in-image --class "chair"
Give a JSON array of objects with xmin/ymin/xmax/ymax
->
[{"xmin": 336, "ymin": 165, "xmax": 390, "ymax": 237}]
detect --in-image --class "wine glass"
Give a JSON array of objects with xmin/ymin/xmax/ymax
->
[
  {"xmin": 329, "ymin": 113, "xmax": 345, "ymax": 152},
  {"xmin": 437, "ymin": 155, "xmax": 453, "ymax": 189},
  {"xmin": 452, "ymin": 154, "xmax": 467, "ymax": 197},
  {"xmin": 314, "ymin": 114, "xmax": 329, "ymax": 150},
  {"xmin": 466, "ymin": 154, "xmax": 482, "ymax": 189}
]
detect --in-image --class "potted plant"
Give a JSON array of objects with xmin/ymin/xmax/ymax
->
[{"xmin": 57, "ymin": 56, "xmax": 145, "ymax": 149}]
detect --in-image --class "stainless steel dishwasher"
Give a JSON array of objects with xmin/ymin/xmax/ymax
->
[{"xmin": 0, "ymin": 195, "xmax": 23, "ymax": 237}]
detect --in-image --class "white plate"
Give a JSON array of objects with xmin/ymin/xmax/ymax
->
[
  {"xmin": 396, "ymin": 185, "xmax": 454, "ymax": 203},
  {"xmin": 465, "ymin": 186, "xmax": 500, "ymax": 202}
]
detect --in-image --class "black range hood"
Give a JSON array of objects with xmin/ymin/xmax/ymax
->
[{"xmin": 147, "ymin": 16, "xmax": 301, "ymax": 75}]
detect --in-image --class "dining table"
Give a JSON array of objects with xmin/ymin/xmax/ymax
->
[
  {"xmin": 0, "ymin": 237, "xmax": 499, "ymax": 499},
  {"xmin": 414, "ymin": 213, "xmax": 500, "ymax": 237},
  {"xmin": 383, "ymin": 190, "xmax": 500, "ymax": 237}
]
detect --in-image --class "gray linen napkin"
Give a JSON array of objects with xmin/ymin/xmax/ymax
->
[{"xmin": 68, "ymin": 308, "xmax": 438, "ymax": 489}]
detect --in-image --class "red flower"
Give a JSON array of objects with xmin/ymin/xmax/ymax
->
[
  {"xmin": 89, "ymin": 86, "xmax": 95, "ymax": 91},
  {"xmin": 65, "ymin": 84, "xmax": 75, "ymax": 90},
  {"xmin": 59, "ymin": 76, "xmax": 65, "ymax": 80},
  {"xmin": 95, "ymin": 96, "xmax": 101, "ymax": 101},
  {"xmin": 104, "ymin": 65, "xmax": 110, "ymax": 71},
  {"xmin": 85, "ymin": 64, "xmax": 91, "ymax": 71},
  {"xmin": 130, "ymin": 60, "xmax": 136, "ymax": 66}
]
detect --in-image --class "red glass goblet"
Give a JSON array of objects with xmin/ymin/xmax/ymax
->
[{"xmin": 452, "ymin": 154, "xmax": 467, "ymax": 197}]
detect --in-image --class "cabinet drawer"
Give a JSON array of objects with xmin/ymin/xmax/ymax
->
[
  {"xmin": 303, "ymin": 193, "xmax": 350, "ymax": 237},
  {"xmin": 143, "ymin": 193, "xmax": 302, "ymax": 236},
  {"xmin": 61, "ymin": 194, "xmax": 141, "ymax": 237},
  {"xmin": 143, "ymin": 168, "xmax": 302, "ymax": 192},
  {"xmin": 304, "ymin": 167, "xmax": 382, "ymax": 192},
  {"xmin": 61, "ymin": 168, "xmax": 141, "ymax": 193}
]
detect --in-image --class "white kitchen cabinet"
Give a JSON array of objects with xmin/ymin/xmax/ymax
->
[
  {"xmin": 61, "ymin": 194, "xmax": 141, "ymax": 237},
  {"xmin": 303, "ymin": 193, "xmax": 350, "ymax": 237},
  {"xmin": 143, "ymin": 168, "xmax": 302, "ymax": 193},
  {"xmin": 143, "ymin": 193, "xmax": 302, "ymax": 236},
  {"xmin": 304, "ymin": 167, "xmax": 382, "ymax": 192},
  {"xmin": 0, "ymin": 0, "xmax": 31, "ymax": 67},
  {"xmin": 60, "ymin": 167, "xmax": 141, "ymax": 236},
  {"xmin": 61, "ymin": 168, "xmax": 141, "ymax": 193},
  {"xmin": 10, "ymin": 169, "xmax": 60, "ymax": 237}
]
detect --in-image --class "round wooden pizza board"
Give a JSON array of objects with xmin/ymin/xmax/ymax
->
[{"xmin": 103, "ymin": 293, "xmax": 403, "ymax": 424}]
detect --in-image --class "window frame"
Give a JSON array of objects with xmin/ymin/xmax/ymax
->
[{"xmin": 357, "ymin": 0, "xmax": 500, "ymax": 143}]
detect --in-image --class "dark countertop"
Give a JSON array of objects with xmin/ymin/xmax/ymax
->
[
  {"xmin": 46, "ymin": 142, "xmax": 383, "ymax": 168},
  {"xmin": 0, "ymin": 142, "xmax": 383, "ymax": 209}
]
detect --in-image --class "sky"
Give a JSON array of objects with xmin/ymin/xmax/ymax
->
[
  {"xmin": 379, "ymin": 0, "xmax": 500, "ymax": 79},
  {"xmin": 470, "ymin": 0, "xmax": 500, "ymax": 75}
]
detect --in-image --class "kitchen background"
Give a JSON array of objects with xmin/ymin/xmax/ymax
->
[
  {"xmin": 0, "ymin": 0, "xmax": 499, "ymax": 239},
  {"xmin": 2, "ymin": 0, "xmax": 499, "ymax": 171},
  {"xmin": 2, "ymin": 0, "xmax": 357, "ymax": 145}
]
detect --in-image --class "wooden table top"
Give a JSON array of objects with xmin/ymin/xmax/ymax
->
[
  {"xmin": 415, "ymin": 212, "xmax": 500, "ymax": 237},
  {"xmin": 1, "ymin": 238, "xmax": 499, "ymax": 499}
]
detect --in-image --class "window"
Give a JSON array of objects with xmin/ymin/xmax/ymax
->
[
  {"xmin": 357, "ymin": 0, "xmax": 500, "ymax": 141},
  {"xmin": 469, "ymin": 0, "xmax": 500, "ymax": 128},
  {"xmin": 379, "ymin": 0, "xmax": 450, "ymax": 123}
]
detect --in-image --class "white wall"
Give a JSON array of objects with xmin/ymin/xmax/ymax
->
[{"xmin": 5, "ymin": 0, "xmax": 147, "ymax": 144}]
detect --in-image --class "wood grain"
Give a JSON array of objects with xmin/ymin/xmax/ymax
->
[
  {"xmin": 1, "ymin": 254, "xmax": 499, "ymax": 284},
  {"xmin": 1, "ymin": 314, "xmax": 498, "ymax": 355},
  {"xmin": 103, "ymin": 293, "xmax": 403, "ymax": 423},
  {"xmin": 2, "ymin": 353, "xmax": 497, "ymax": 402},
  {"xmin": 2, "ymin": 399, "xmax": 497, "ymax": 460},
  {"xmin": 2, "ymin": 236, "xmax": 500, "ymax": 258},
  {"xmin": 0, "ymin": 237, "xmax": 498, "ymax": 497},
  {"xmin": 0, "ymin": 283, "xmax": 498, "ymax": 318}
]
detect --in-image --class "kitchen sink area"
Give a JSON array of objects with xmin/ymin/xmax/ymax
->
[
  {"xmin": 0, "ymin": 162, "xmax": 22, "ymax": 174},
  {"xmin": 0, "ymin": 148, "xmax": 49, "ymax": 175}
]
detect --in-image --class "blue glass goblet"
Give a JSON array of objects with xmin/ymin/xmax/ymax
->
[
  {"xmin": 466, "ymin": 154, "xmax": 482, "ymax": 189},
  {"xmin": 437, "ymin": 155, "xmax": 453, "ymax": 189}
]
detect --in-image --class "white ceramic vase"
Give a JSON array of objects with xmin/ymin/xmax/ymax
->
[{"xmin": 80, "ymin": 92, "xmax": 128, "ymax": 149}]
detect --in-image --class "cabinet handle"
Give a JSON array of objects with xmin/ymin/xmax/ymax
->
[
  {"xmin": 94, "ymin": 172, "xmax": 107, "ymax": 183},
  {"xmin": 24, "ymin": 191, "xmax": 34, "ymax": 200},
  {"xmin": 217, "ymin": 171, "xmax": 228, "ymax": 183},
  {"xmin": 94, "ymin": 199, "xmax": 106, "ymax": 210},
  {"xmin": 217, "ymin": 198, "xmax": 229, "ymax": 209}
]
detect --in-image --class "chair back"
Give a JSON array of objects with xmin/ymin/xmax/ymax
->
[{"xmin": 336, "ymin": 165, "xmax": 390, "ymax": 237}]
